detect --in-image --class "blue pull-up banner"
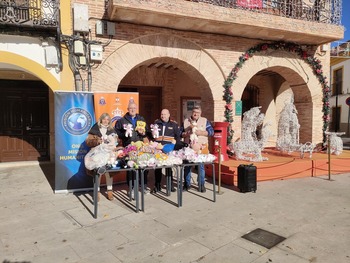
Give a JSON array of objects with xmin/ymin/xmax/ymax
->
[{"xmin": 54, "ymin": 92, "xmax": 95, "ymax": 192}]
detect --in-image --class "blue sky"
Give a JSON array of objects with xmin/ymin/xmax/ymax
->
[{"xmin": 341, "ymin": 1, "xmax": 349, "ymax": 41}]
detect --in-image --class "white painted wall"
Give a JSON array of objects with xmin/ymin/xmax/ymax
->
[
  {"xmin": 330, "ymin": 58, "xmax": 350, "ymax": 124},
  {"xmin": 0, "ymin": 34, "xmax": 60, "ymax": 81}
]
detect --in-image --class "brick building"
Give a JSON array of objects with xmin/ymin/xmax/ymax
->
[{"xmin": 0, "ymin": 0, "xmax": 344, "ymax": 162}]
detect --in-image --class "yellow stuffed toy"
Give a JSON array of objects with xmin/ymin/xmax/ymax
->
[
  {"xmin": 136, "ymin": 120, "xmax": 146, "ymax": 135},
  {"xmin": 131, "ymin": 140, "xmax": 144, "ymax": 150}
]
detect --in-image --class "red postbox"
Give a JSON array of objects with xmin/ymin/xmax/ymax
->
[{"xmin": 211, "ymin": 122, "xmax": 229, "ymax": 161}]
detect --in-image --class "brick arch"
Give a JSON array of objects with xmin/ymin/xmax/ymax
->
[
  {"xmin": 92, "ymin": 33, "xmax": 225, "ymax": 102},
  {"xmin": 234, "ymin": 52, "xmax": 319, "ymax": 101},
  {"xmin": 234, "ymin": 52, "xmax": 323, "ymax": 143}
]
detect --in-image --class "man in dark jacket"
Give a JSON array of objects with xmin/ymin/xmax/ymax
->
[
  {"xmin": 152, "ymin": 109, "xmax": 181, "ymax": 193},
  {"xmin": 115, "ymin": 102, "xmax": 149, "ymax": 196}
]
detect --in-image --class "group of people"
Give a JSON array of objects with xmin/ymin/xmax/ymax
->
[{"xmin": 86, "ymin": 101, "xmax": 214, "ymax": 201}]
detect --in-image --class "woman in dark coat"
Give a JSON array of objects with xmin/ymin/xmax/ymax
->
[{"xmin": 86, "ymin": 113, "xmax": 116, "ymax": 201}]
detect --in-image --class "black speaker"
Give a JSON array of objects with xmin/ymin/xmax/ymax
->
[{"xmin": 237, "ymin": 164, "xmax": 257, "ymax": 193}]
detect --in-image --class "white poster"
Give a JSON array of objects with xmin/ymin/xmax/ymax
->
[{"xmin": 181, "ymin": 97, "xmax": 201, "ymax": 120}]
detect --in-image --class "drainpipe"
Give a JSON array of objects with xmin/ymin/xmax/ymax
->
[
  {"xmin": 87, "ymin": 66, "xmax": 92, "ymax": 91},
  {"xmin": 74, "ymin": 71, "xmax": 81, "ymax": 91}
]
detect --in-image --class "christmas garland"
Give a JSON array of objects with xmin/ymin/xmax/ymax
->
[{"xmin": 223, "ymin": 41, "xmax": 330, "ymax": 144}]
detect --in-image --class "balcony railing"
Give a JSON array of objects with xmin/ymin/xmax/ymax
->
[
  {"xmin": 331, "ymin": 41, "xmax": 350, "ymax": 57},
  {"xmin": 0, "ymin": 0, "xmax": 59, "ymax": 28},
  {"xmin": 186, "ymin": 0, "xmax": 342, "ymax": 25}
]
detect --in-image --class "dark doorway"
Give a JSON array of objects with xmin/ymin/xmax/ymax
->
[
  {"xmin": 118, "ymin": 86, "xmax": 162, "ymax": 124},
  {"xmin": 0, "ymin": 80, "xmax": 49, "ymax": 162},
  {"xmin": 242, "ymin": 84, "xmax": 260, "ymax": 116}
]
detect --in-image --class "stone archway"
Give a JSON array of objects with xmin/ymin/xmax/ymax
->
[
  {"xmin": 92, "ymin": 33, "xmax": 226, "ymax": 121},
  {"xmin": 233, "ymin": 51, "xmax": 323, "ymax": 144},
  {"xmin": 0, "ymin": 51, "xmax": 59, "ymax": 162}
]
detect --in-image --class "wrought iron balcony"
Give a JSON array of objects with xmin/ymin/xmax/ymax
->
[
  {"xmin": 186, "ymin": 0, "xmax": 342, "ymax": 25},
  {"xmin": 0, "ymin": 0, "xmax": 59, "ymax": 33},
  {"xmin": 331, "ymin": 41, "xmax": 350, "ymax": 58},
  {"xmin": 107, "ymin": 0, "xmax": 343, "ymax": 45}
]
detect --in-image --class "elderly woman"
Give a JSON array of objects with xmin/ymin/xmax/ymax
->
[{"xmin": 86, "ymin": 113, "xmax": 116, "ymax": 201}]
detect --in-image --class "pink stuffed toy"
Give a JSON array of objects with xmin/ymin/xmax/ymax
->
[
  {"xmin": 123, "ymin": 123, "xmax": 133, "ymax": 137},
  {"xmin": 150, "ymin": 124, "xmax": 160, "ymax": 138}
]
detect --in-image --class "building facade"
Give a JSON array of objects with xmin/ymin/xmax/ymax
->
[
  {"xmin": 0, "ymin": 0, "xmax": 344, "ymax": 162},
  {"xmin": 330, "ymin": 41, "xmax": 350, "ymax": 136}
]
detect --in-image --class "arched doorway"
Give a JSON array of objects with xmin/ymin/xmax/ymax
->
[
  {"xmin": 233, "ymin": 52, "xmax": 322, "ymax": 144},
  {"xmin": 118, "ymin": 57, "xmax": 211, "ymax": 124},
  {"xmin": 241, "ymin": 84, "xmax": 260, "ymax": 115},
  {"xmin": 92, "ymin": 34, "xmax": 226, "ymax": 123},
  {"xmin": 0, "ymin": 52, "xmax": 59, "ymax": 162},
  {"xmin": 239, "ymin": 66, "xmax": 315, "ymax": 146}
]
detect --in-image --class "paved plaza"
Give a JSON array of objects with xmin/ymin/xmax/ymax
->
[{"xmin": 0, "ymin": 161, "xmax": 349, "ymax": 263}]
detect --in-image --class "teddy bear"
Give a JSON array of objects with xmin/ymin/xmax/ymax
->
[
  {"xmin": 150, "ymin": 124, "xmax": 161, "ymax": 138},
  {"xmin": 102, "ymin": 133, "xmax": 119, "ymax": 146},
  {"xmin": 84, "ymin": 134, "xmax": 119, "ymax": 170},
  {"xmin": 189, "ymin": 122, "xmax": 199, "ymax": 145},
  {"xmin": 123, "ymin": 123, "xmax": 133, "ymax": 137}
]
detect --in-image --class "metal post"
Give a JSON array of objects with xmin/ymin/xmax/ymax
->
[
  {"xmin": 93, "ymin": 173, "xmax": 99, "ymax": 219},
  {"xmin": 176, "ymin": 166, "xmax": 180, "ymax": 207},
  {"xmin": 328, "ymin": 134, "xmax": 331, "ymax": 180},
  {"xmin": 217, "ymin": 145, "xmax": 222, "ymax": 194},
  {"xmin": 212, "ymin": 163, "xmax": 216, "ymax": 202},
  {"xmin": 348, "ymin": 107, "xmax": 350, "ymax": 136}
]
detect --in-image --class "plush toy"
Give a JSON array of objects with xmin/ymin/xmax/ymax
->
[
  {"xmin": 138, "ymin": 141, "xmax": 161, "ymax": 154},
  {"xmin": 123, "ymin": 144, "xmax": 137, "ymax": 155},
  {"xmin": 127, "ymin": 150, "xmax": 138, "ymax": 161},
  {"xmin": 136, "ymin": 121, "xmax": 146, "ymax": 134},
  {"xmin": 191, "ymin": 143, "xmax": 209, "ymax": 154},
  {"xmin": 131, "ymin": 140, "xmax": 144, "ymax": 150},
  {"xmin": 123, "ymin": 123, "xmax": 133, "ymax": 137},
  {"xmin": 190, "ymin": 122, "xmax": 199, "ymax": 145},
  {"xmin": 155, "ymin": 152, "xmax": 168, "ymax": 162},
  {"xmin": 162, "ymin": 144, "xmax": 175, "ymax": 154},
  {"xmin": 84, "ymin": 134, "xmax": 118, "ymax": 170},
  {"xmin": 150, "ymin": 124, "xmax": 160, "ymax": 138},
  {"xmin": 191, "ymin": 142, "xmax": 201, "ymax": 153},
  {"xmin": 141, "ymin": 144, "xmax": 156, "ymax": 154},
  {"xmin": 115, "ymin": 146, "xmax": 125, "ymax": 159},
  {"xmin": 137, "ymin": 153, "xmax": 156, "ymax": 168},
  {"xmin": 149, "ymin": 141, "xmax": 163, "ymax": 150},
  {"xmin": 103, "ymin": 133, "xmax": 119, "ymax": 146},
  {"xmin": 161, "ymin": 139, "xmax": 176, "ymax": 154}
]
